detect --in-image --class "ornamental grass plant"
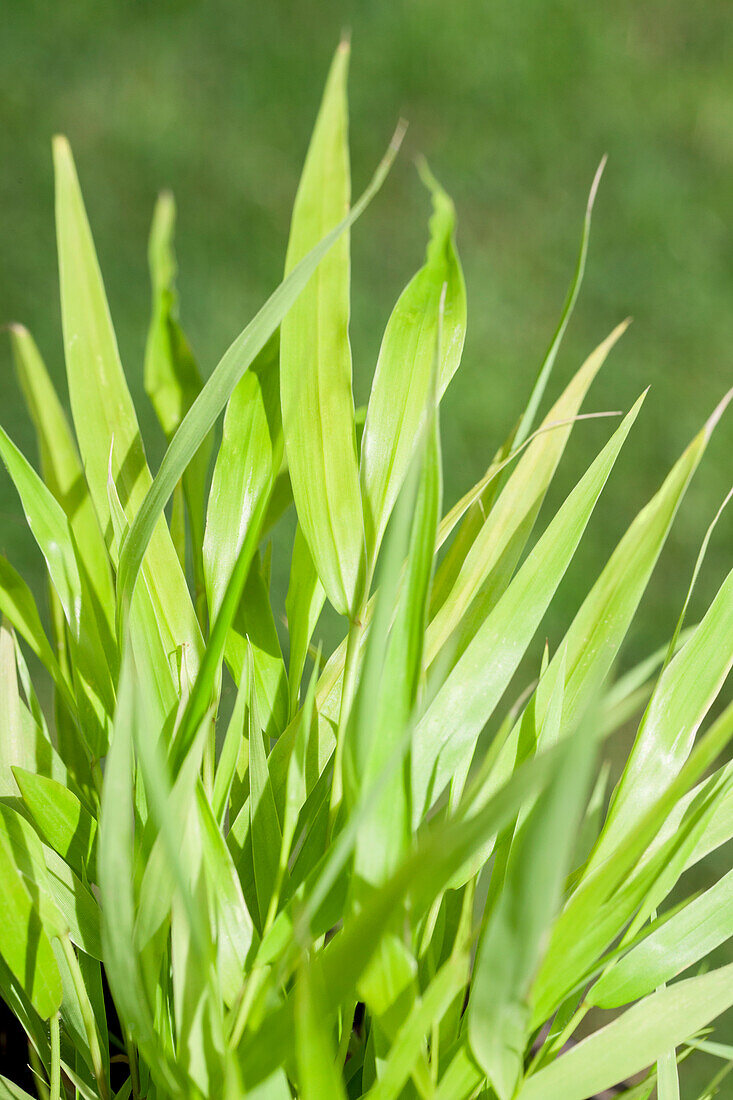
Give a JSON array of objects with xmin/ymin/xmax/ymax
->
[{"xmin": 0, "ymin": 39, "xmax": 732, "ymax": 1100}]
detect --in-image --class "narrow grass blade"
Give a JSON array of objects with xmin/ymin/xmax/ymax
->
[
  {"xmin": 351, "ymin": 379, "xmax": 442, "ymax": 892},
  {"xmin": 0, "ymin": 620, "xmax": 29, "ymax": 795},
  {"xmin": 42, "ymin": 849, "xmax": 102, "ymax": 960},
  {"xmin": 53, "ymin": 136, "xmax": 203, "ymax": 680},
  {"xmin": 517, "ymin": 964, "xmax": 733, "ymax": 1100},
  {"xmin": 9, "ymin": 325, "xmax": 114, "ymax": 637},
  {"xmin": 98, "ymin": 648, "xmax": 153, "ymax": 1043},
  {"xmin": 0, "ymin": 1077, "xmax": 37, "ymax": 1099},
  {"xmin": 281, "ymin": 652, "xmax": 321, "ymax": 873},
  {"xmin": 204, "ymin": 333, "xmax": 281, "ymax": 624},
  {"xmin": 662, "ymin": 484, "xmax": 733, "ymax": 672},
  {"xmin": 658, "ymin": 1051, "xmax": 681, "ymax": 1100},
  {"xmin": 488, "ymin": 394, "xmax": 724, "ymax": 812},
  {"xmin": 285, "ymin": 526, "xmax": 325, "ymax": 719},
  {"xmin": 514, "ymin": 157, "xmax": 606, "ymax": 448},
  {"xmin": 0, "ymin": 649, "xmax": 71, "ymax": 796},
  {"xmin": 294, "ymin": 960, "xmax": 347, "ymax": 1100},
  {"xmin": 144, "ymin": 191, "xmax": 204, "ymax": 439},
  {"xmin": 595, "ymin": 564, "xmax": 733, "ymax": 863},
  {"xmin": 360, "ymin": 163, "xmax": 465, "ymax": 565},
  {"xmin": 680, "ymin": 762, "xmax": 733, "ymax": 872},
  {"xmin": 428, "ymin": 321, "xmax": 627, "ymax": 663},
  {"xmin": 212, "ymin": 670, "xmax": 249, "ymax": 826},
  {"xmin": 433, "ymin": 1044, "xmax": 483, "ymax": 1100},
  {"xmin": 12, "ymin": 637, "xmax": 49, "ymax": 739},
  {"xmin": 134, "ymin": 712, "xmax": 211, "ymax": 948},
  {"xmin": 340, "ymin": 438, "xmax": 422, "ymax": 846},
  {"xmin": 145, "ymin": 192, "xmax": 211, "ymax": 620},
  {"xmin": 248, "ymin": 645, "xmax": 283, "ymax": 929},
  {"xmin": 106, "ymin": 452, "xmax": 184, "ymax": 728},
  {"xmin": 0, "ymin": 428, "xmax": 100, "ymax": 665},
  {"xmin": 53, "ymin": 947, "xmax": 104, "ymax": 1086},
  {"xmin": 412, "ymin": 393, "xmax": 644, "ymax": 819},
  {"xmin": 688, "ymin": 1039, "xmax": 733, "ymax": 1062},
  {"xmin": 468, "ymin": 710, "xmax": 596, "ymax": 1100},
  {"xmin": 0, "ymin": 426, "xmax": 113, "ymax": 753},
  {"xmin": 171, "ymin": 487, "xmax": 270, "ymax": 771},
  {"xmin": 196, "ymin": 785, "xmax": 255, "ymax": 1005},
  {"xmin": 589, "ymin": 865, "xmax": 733, "ymax": 1009}
]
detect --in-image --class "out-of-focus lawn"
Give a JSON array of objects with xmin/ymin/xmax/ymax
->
[
  {"xmin": 2, "ymin": 1, "xmax": 731, "ymax": 660},
  {"xmin": 1, "ymin": 1, "xmax": 732, "ymax": 1090}
]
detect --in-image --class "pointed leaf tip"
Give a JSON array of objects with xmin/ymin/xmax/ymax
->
[
  {"xmin": 588, "ymin": 155, "xmax": 608, "ymax": 211},
  {"xmin": 705, "ymin": 386, "xmax": 733, "ymax": 440}
]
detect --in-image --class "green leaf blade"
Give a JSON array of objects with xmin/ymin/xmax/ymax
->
[
  {"xmin": 360, "ymin": 163, "xmax": 465, "ymax": 565},
  {"xmin": 280, "ymin": 41, "xmax": 365, "ymax": 617},
  {"xmin": 412, "ymin": 392, "xmax": 645, "ymax": 820},
  {"xmin": 53, "ymin": 135, "xmax": 203, "ymax": 685},
  {"xmin": 517, "ymin": 965, "xmax": 733, "ymax": 1100}
]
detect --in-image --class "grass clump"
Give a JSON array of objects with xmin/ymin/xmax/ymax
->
[{"xmin": 1, "ymin": 39, "xmax": 732, "ymax": 1100}]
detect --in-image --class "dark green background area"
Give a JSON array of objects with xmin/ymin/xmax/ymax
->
[{"xmin": 1, "ymin": 0, "xmax": 731, "ymax": 662}]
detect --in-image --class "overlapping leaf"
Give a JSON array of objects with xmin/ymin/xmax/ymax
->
[
  {"xmin": 360, "ymin": 163, "xmax": 465, "ymax": 566},
  {"xmin": 54, "ymin": 136, "xmax": 204, "ymax": 686}
]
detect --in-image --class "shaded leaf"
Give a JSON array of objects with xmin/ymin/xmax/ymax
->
[
  {"xmin": 13, "ymin": 768, "xmax": 97, "ymax": 881},
  {"xmin": 294, "ymin": 959, "xmax": 347, "ymax": 1100},
  {"xmin": 0, "ymin": 824, "xmax": 63, "ymax": 1020}
]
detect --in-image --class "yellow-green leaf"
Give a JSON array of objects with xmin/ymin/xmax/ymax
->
[
  {"xmin": 360, "ymin": 163, "xmax": 465, "ymax": 565},
  {"xmin": 53, "ymin": 135, "xmax": 203, "ymax": 685},
  {"xmin": 9, "ymin": 325, "xmax": 114, "ymax": 640},
  {"xmin": 280, "ymin": 41, "xmax": 365, "ymax": 617}
]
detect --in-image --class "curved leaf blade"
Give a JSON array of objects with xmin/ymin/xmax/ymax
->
[
  {"xmin": 412, "ymin": 393, "xmax": 644, "ymax": 819},
  {"xmin": 517, "ymin": 964, "xmax": 733, "ymax": 1100},
  {"xmin": 360, "ymin": 162, "xmax": 465, "ymax": 564}
]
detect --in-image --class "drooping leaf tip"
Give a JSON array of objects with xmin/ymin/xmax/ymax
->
[
  {"xmin": 704, "ymin": 386, "xmax": 733, "ymax": 440},
  {"xmin": 587, "ymin": 154, "xmax": 608, "ymax": 213},
  {"xmin": 415, "ymin": 155, "xmax": 449, "ymax": 201},
  {"xmin": 391, "ymin": 118, "xmax": 409, "ymax": 154}
]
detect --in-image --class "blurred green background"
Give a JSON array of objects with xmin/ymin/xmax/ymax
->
[
  {"xmin": 2, "ymin": 0, "xmax": 731, "ymax": 664},
  {"xmin": 0, "ymin": 0, "xmax": 732, "ymax": 1091}
]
